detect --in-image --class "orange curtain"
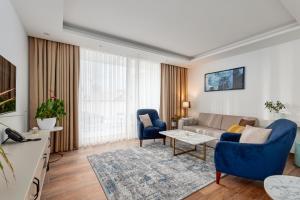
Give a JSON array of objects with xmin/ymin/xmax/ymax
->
[
  {"xmin": 28, "ymin": 37, "xmax": 79, "ymax": 152},
  {"xmin": 160, "ymin": 63, "xmax": 188, "ymax": 129}
]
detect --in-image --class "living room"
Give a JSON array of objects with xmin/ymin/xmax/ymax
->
[{"xmin": 0, "ymin": 0, "xmax": 300, "ymax": 199}]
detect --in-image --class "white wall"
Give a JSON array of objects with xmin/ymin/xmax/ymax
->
[
  {"xmin": 189, "ymin": 39, "xmax": 300, "ymax": 122},
  {"xmin": 0, "ymin": 0, "xmax": 28, "ymax": 135},
  {"xmin": 188, "ymin": 38, "xmax": 300, "ymax": 151}
]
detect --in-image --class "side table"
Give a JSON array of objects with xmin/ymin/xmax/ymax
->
[
  {"xmin": 48, "ymin": 126, "xmax": 64, "ymax": 163},
  {"xmin": 264, "ymin": 175, "xmax": 300, "ymax": 200}
]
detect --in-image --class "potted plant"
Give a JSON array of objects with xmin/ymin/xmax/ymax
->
[
  {"xmin": 265, "ymin": 100, "xmax": 286, "ymax": 119},
  {"xmin": 35, "ymin": 97, "xmax": 66, "ymax": 130},
  {"xmin": 0, "ymin": 145, "xmax": 14, "ymax": 183}
]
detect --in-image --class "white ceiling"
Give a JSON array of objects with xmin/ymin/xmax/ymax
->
[
  {"xmin": 64, "ymin": 0, "xmax": 295, "ymax": 56},
  {"xmin": 10, "ymin": 0, "xmax": 300, "ymax": 66}
]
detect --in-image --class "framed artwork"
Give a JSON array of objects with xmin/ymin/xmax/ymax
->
[{"xmin": 205, "ymin": 67, "xmax": 245, "ymax": 92}]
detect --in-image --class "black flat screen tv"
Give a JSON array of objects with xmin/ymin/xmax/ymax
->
[{"xmin": 0, "ymin": 55, "xmax": 16, "ymax": 114}]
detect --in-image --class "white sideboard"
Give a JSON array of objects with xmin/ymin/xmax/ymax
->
[{"xmin": 0, "ymin": 131, "xmax": 50, "ymax": 200}]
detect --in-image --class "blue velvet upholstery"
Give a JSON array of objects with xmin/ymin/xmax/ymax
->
[
  {"xmin": 215, "ymin": 119, "xmax": 297, "ymax": 181},
  {"xmin": 137, "ymin": 109, "xmax": 166, "ymax": 146}
]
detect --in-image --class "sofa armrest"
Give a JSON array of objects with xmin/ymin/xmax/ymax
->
[
  {"xmin": 153, "ymin": 119, "xmax": 167, "ymax": 131},
  {"xmin": 178, "ymin": 117, "xmax": 199, "ymax": 129},
  {"xmin": 220, "ymin": 132, "xmax": 241, "ymax": 142}
]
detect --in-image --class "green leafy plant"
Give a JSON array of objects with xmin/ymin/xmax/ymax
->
[
  {"xmin": 0, "ymin": 97, "xmax": 16, "ymax": 113},
  {"xmin": 265, "ymin": 100, "xmax": 286, "ymax": 113},
  {"xmin": 0, "ymin": 145, "xmax": 14, "ymax": 183},
  {"xmin": 35, "ymin": 97, "xmax": 66, "ymax": 120}
]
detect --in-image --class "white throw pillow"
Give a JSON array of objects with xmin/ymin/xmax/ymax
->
[
  {"xmin": 239, "ymin": 125, "xmax": 272, "ymax": 144},
  {"xmin": 139, "ymin": 114, "xmax": 153, "ymax": 128}
]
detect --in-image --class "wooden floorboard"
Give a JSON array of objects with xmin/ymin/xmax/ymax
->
[{"xmin": 41, "ymin": 139, "xmax": 300, "ymax": 200}]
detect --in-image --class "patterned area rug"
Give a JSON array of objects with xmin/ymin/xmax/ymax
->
[{"xmin": 88, "ymin": 142, "xmax": 217, "ymax": 200}]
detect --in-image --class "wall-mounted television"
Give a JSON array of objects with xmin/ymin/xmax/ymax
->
[
  {"xmin": 205, "ymin": 67, "xmax": 245, "ymax": 92},
  {"xmin": 0, "ymin": 55, "xmax": 16, "ymax": 114}
]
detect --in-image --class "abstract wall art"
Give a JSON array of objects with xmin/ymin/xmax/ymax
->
[{"xmin": 205, "ymin": 67, "xmax": 245, "ymax": 92}]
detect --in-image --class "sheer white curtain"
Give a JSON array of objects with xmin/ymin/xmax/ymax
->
[{"xmin": 79, "ymin": 48, "xmax": 160, "ymax": 146}]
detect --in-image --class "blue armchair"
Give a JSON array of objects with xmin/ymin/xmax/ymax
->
[
  {"xmin": 215, "ymin": 119, "xmax": 297, "ymax": 183},
  {"xmin": 137, "ymin": 109, "xmax": 167, "ymax": 147}
]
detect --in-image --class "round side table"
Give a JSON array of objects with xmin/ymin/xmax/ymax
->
[{"xmin": 264, "ymin": 175, "xmax": 300, "ymax": 200}]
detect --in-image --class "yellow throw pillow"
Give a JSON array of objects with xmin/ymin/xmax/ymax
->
[{"xmin": 227, "ymin": 124, "xmax": 245, "ymax": 133}]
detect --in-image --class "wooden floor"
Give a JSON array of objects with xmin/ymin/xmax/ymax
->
[{"xmin": 41, "ymin": 139, "xmax": 300, "ymax": 200}]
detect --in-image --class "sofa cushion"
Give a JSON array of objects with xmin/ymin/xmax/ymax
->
[
  {"xmin": 220, "ymin": 115, "xmax": 243, "ymax": 130},
  {"xmin": 208, "ymin": 114, "xmax": 223, "ymax": 129},
  {"xmin": 239, "ymin": 119, "xmax": 256, "ymax": 127},
  {"xmin": 227, "ymin": 124, "xmax": 245, "ymax": 133},
  {"xmin": 197, "ymin": 127, "xmax": 224, "ymax": 139},
  {"xmin": 198, "ymin": 113, "xmax": 213, "ymax": 127},
  {"xmin": 182, "ymin": 125, "xmax": 203, "ymax": 133},
  {"xmin": 182, "ymin": 125, "xmax": 224, "ymax": 139},
  {"xmin": 199, "ymin": 113, "xmax": 222, "ymax": 129}
]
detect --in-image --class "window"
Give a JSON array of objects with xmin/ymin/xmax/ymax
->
[{"xmin": 79, "ymin": 48, "xmax": 160, "ymax": 146}]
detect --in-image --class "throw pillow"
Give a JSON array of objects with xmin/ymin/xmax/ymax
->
[
  {"xmin": 239, "ymin": 119, "xmax": 256, "ymax": 127},
  {"xmin": 139, "ymin": 114, "xmax": 153, "ymax": 128},
  {"xmin": 227, "ymin": 124, "xmax": 245, "ymax": 133},
  {"xmin": 239, "ymin": 125, "xmax": 272, "ymax": 144}
]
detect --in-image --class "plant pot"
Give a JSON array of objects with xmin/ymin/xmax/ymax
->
[
  {"xmin": 272, "ymin": 112, "xmax": 286, "ymax": 120},
  {"xmin": 37, "ymin": 118, "xmax": 56, "ymax": 130}
]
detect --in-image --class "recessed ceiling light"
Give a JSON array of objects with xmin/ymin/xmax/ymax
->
[{"xmin": 43, "ymin": 32, "xmax": 50, "ymax": 36}]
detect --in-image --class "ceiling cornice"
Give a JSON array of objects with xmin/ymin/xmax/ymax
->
[
  {"xmin": 63, "ymin": 21, "xmax": 192, "ymax": 61},
  {"xmin": 64, "ymin": 21, "xmax": 300, "ymax": 63},
  {"xmin": 191, "ymin": 22, "xmax": 300, "ymax": 61}
]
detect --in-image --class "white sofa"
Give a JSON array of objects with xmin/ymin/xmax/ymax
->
[{"xmin": 178, "ymin": 113, "xmax": 258, "ymax": 147}]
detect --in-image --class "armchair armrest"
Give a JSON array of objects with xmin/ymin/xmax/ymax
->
[
  {"xmin": 153, "ymin": 119, "xmax": 166, "ymax": 131},
  {"xmin": 178, "ymin": 117, "xmax": 199, "ymax": 129},
  {"xmin": 220, "ymin": 132, "xmax": 241, "ymax": 142},
  {"xmin": 137, "ymin": 121, "xmax": 144, "ymax": 139}
]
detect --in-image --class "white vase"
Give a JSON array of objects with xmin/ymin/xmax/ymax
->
[{"xmin": 37, "ymin": 118, "xmax": 56, "ymax": 130}]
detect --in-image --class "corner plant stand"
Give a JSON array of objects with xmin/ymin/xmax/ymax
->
[{"xmin": 42, "ymin": 126, "xmax": 63, "ymax": 166}]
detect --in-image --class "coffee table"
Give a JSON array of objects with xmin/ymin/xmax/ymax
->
[{"xmin": 160, "ymin": 129, "xmax": 217, "ymax": 160}]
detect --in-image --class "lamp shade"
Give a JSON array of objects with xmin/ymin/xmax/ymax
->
[{"xmin": 182, "ymin": 101, "xmax": 191, "ymax": 108}]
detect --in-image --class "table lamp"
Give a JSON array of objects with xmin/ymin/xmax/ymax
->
[{"xmin": 182, "ymin": 101, "xmax": 190, "ymax": 117}]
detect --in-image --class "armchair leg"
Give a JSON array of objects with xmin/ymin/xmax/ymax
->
[
  {"xmin": 216, "ymin": 171, "xmax": 221, "ymax": 184},
  {"xmin": 163, "ymin": 138, "xmax": 166, "ymax": 145},
  {"xmin": 140, "ymin": 140, "xmax": 143, "ymax": 147}
]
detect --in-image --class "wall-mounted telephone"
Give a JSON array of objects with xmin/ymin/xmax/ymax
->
[{"xmin": 2, "ymin": 128, "xmax": 41, "ymax": 144}]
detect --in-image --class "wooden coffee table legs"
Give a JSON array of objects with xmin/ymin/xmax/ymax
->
[{"xmin": 172, "ymin": 138, "xmax": 207, "ymax": 160}]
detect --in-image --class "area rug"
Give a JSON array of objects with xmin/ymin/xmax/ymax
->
[{"xmin": 87, "ymin": 142, "xmax": 217, "ymax": 200}]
